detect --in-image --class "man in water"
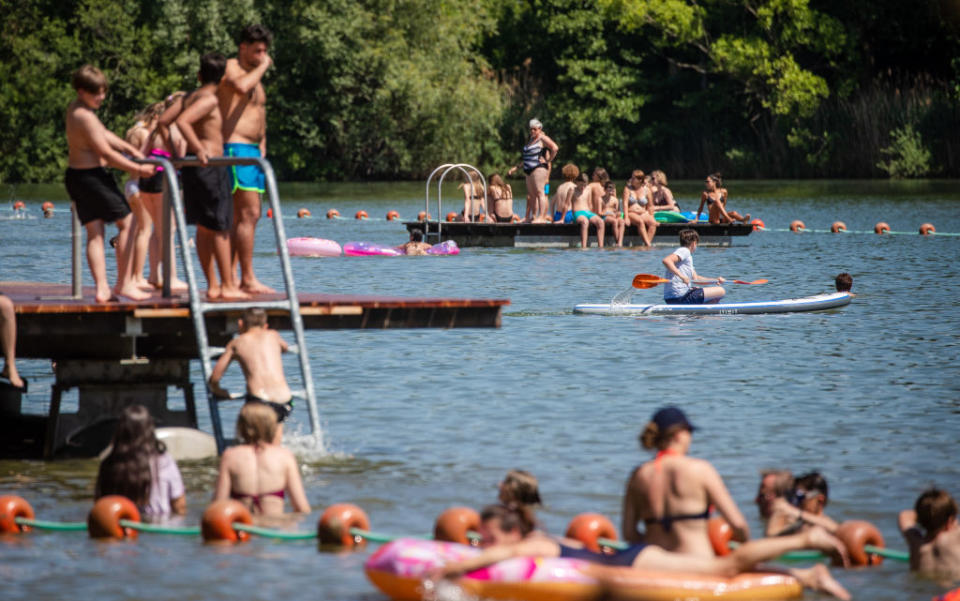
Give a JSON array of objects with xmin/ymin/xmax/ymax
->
[
  {"xmin": 900, "ymin": 488, "xmax": 960, "ymax": 583},
  {"xmin": 218, "ymin": 24, "xmax": 275, "ymax": 294},
  {"xmin": 401, "ymin": 229, "xmax": 432, "ymax": 255}
]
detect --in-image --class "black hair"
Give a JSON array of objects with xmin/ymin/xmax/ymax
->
[
  {"xmin": 95, "ymin": 405, "xmax": 165, "ymax": 506},
  {"xmin": 480, "ymin": 504, "xmax": 536, "ymax": 536},
  {"xmin": 238, "ymin": 24, "xmax": 273, "ymax": 47},
  {"xmin": 199, "ymin": 52, "xmax": 227, "ymax": 85},
  {"xmin": 794, "ymin": 471, "xmax": 829, "ymax": 502},
  {"xmin": 410, "ymin": 228, "xmax": 423, "ymax": 242},
  {"xmin": 835, "ymin": 272, "xmax": 852, "ymax": 292},
  {"xmin": 679, "ymin": 228, "xmax": 699, "ymax": 247}
]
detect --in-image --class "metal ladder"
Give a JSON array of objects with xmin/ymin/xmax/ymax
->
[
  {"xmin": 423, "ymin": 163, "xmax": 485, "ymax": 242},
  {"xmin": 144, "ymin": 155, "xmax": 322, "ymax": 453}
]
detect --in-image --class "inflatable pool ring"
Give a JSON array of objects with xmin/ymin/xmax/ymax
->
[
  {"xmin": 565, "ymin": 513, "xmax": 617, "ymax": 552},
  {"xmin": 88, "ymin": 495, "xmax": 140, "ymax": 539},
  {"xmin": 364, "ymin": 538, "xmax": 803, "ymax": 601},
  {"xmin": 789, "ymin": 220, "xmax": 805, "ymax": 232},
  {"xmin": 201, "ymin": 500, "xmax": 252, "ymax": 543},
  {"xmin": 318, "ymin": 503, "xmax": 371, "ymax": 548},
  {"xmin": 297, "ymin": 208, "xmax": 311, "ymax": 218},
  {"xmin": 835, "ymin": 520, "xmax": 885, "ymax": 566},
  {"xmin": 874, "ymin": 221, "xmax": 890, "ymax": 234},
  {"xmin": 708, "ymin": 517, "xmax": 735, "ymax": 556},
  {"xmin": 0, "ymin": 495, "xmax": 34, "ymax": 533},
  {"xmin": 750, "ymin": 218, "xmax": 765, "ymax": 230},
  {"xmin": 434, "ymin": 507, "xmax": 480, "ymax": 544},
  {"xmin": 831, "ymin": 221, "xmax": 846, "ymax": 233},
  {"xmin": 386, "ymin": 210, "xmax": 400, "ymax": 221},
  {"xmin": 425, "ymin": 240, "xmax": 460, "ymax": 256},
  {"xmin": 445, "ymin": 212, "xmax": 458, "ymax": 222},
  {"xmin": 287, "ymin": 237, "xmax": 342, "ymax": 257},
  {"xmin": 919, "ymin": 223, "xmax": 936, "ymax": 235},
  {"xmin": 355, "ymin": 210, "xmax": 369, "ymax": 220},
  {"xmin": 343, "ymin": 241, "xmax": 403, "ymax": 256},
  {"xmin": 654, "ymin": 211, "xmax": 689, "ymax": 223},
  {"xmin": 680, "ymin": 211, "xmax": 709, "ymax": 222},
  {"xmin": 327, "ymin": 208, "xmax": 340, "ymax": 219}
]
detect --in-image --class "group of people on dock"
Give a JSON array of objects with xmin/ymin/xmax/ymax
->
[{"xmin": 65, "ymin": 24, "xmax": 276, "ymax": 303}]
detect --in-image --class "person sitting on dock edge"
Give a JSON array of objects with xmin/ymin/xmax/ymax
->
[
  {"xmin": 570, "ymin": 173, "xmax": 604, "ymax": 248},
  {"xmin": 209, "ymin": 307, "xmax": 293, "ymax": 443}
]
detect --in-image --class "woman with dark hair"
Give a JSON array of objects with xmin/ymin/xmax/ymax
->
[
  {"xmin": 95, "ymin": 404, "xmax": 186, "ymax": 516},
  {"xmin": 768, "ymin": 471, "xmax": 840, "ymax": 535},
  {"xmin": 694, "ymin": 173, "xmax": 750, "ymax": 224}
]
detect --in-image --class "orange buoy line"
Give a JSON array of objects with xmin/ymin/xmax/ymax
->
[
  {"xmin": 326, "ymin": 208, "xmax": 340, "ymax": 219},
  {"xmin": 765, "ymin": 220, "xmax": 957, "ymax": 236},
  {"xmin": 416, "ymin": 211, "xmax": 432, "ymax": 222},
  {"xmin": 297, "ymin": 208, "xmax": 312, "ymax": 218},
  {"xmin": 355, "ymin": 210, "xmax": 369, "ymax": 220},
  {"xmin": 385, "ymin": 210, "xmax": 400, "ymax": 221}
]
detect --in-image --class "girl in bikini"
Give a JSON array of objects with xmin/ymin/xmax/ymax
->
[
  {"xmin": 649, "ymin": 170, "xmax": 680, "ymax": 213},
  {"xmin": 601, "ymin": 181, "xmax": 626, "ymax": 247},
  {"xmin": 623, "ymin": 170, "xmax": 657, "ymax": 247},
  {"xmin": 123, "ymin": 102, "xmax": 165, "ymax": 292},
  {"xmin": 486, "ymin": 173, "xmax": 515, "ymax": 223},
  {"xmin": 460, "ymin": 170, "xmax": 489, "ymax": 223},
  {"xmin": 694, "ymin": 173, "xmax": 750, "ymax": 224},
  {"xmin": 213, "ymin": 402, "xmax": 310, "ymax": 518},
  {"xmin": 507, "ymin": 119, "xmax": 558, "ymax": 222}
]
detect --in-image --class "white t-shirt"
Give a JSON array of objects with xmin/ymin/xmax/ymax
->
[
  {"xmin": 144, "ymin": 452, "xmax": 185, "ymax": 516},
  {"xmin": 664, "ymin": 246, "xmax": 695, "ymax": 299}
]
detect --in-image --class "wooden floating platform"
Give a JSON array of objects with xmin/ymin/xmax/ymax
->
[{"xmin": 406, "ymin": 221, "xmax": 753, "ymax": 248}]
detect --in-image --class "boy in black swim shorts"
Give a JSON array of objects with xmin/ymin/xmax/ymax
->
[{"xmin": 65, "ymin": 65, "xmax": 156, "ymax": 303}]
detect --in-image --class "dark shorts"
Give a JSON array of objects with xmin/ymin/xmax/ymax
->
[
  {"xmin": 559, "ymin": 543, "xmax": 647, "ymax": 567},
  {"xmin": 523, "ymin": 163, "xmax": 548, "ymax": 176},
  {"xmin": 182, "ymin": 165, "xmax": 233, "ymax": 232},
  {"xmin": 495, "ymin": 214, "xmax": 513, "ymax": 223},
  {"xmin": 139, "ymin": 170, "xmax": 164, "ymax": 193},
  {"xmin": 245, "ymin": 394, "xmax": 294, "ymax": 423},
  {"xmin": 664, "ymin": 287, "xmax": 705, "ymax": 305},
  {"xmin": 64, "ymin": 167, "xmax": 131, "ymax": 225}
]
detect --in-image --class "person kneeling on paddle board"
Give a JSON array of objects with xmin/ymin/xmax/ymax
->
[{"xmin": 661, "ymin": 229, "xmax": 725, "ymax": 304}]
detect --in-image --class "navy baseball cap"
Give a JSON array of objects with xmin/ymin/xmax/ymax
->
[{"xmin": 651, "ymin": 407, "xmax": 696, "ymax": 432}]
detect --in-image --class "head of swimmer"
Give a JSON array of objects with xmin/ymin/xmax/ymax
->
[
  {"xmin": 756, "ymin": 469, "xmax": 794, "ymax": 519},
  {"xmin": 239, "ymin": 307, "xmax": 268, "ymax": 332},
  {"xmin": 791, "ymin": 471, "xmax": 829, "ymax": 514},
  {"xmin": 835, "ymin": 272, "xmax": 852, "ymax": 292},
  {"xmin": 639, "ymin": 406, "xmax": 695, "ymax": 452},
  {"xmin": 237, "ymin": 24, "xmax": 272, "ymax": 68},
  {"xmin": 915, "ymin": 488, "xmax": 958, "ymax": 537},
  {"xmin": 498, "ymin": 469, "xmax": 543, "ymax": 507},
  {"xmin": 409, "ymin": 228, "xmax": 424, "ymax": 243},
  {"xmin": 72, "ymin": 65, "xmax": 108, "ymax": 109},
  {"xmin": 479, "ymin": 504, "xmax": 535, "ymax": 546}
]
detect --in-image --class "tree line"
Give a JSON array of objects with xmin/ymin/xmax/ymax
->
[{"xmin": 2, "ymin": 0, "xmax": 959, "ymax": 184}]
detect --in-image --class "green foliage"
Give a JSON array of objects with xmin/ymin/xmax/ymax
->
[{"xmin": 876, "ymin": 125, "xmax": 932, "ymax": 179}]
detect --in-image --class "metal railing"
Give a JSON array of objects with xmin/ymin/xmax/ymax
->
[{"xmin": 423, "ymin": 163, "xmax": 486, "ymax": 241}]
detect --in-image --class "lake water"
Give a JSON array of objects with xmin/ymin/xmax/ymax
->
[{"xmin": 1, "ymin": 180, "xmax": 958, "ymax": 601}]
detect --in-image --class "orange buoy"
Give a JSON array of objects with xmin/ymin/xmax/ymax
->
[
  {"xmin": 445, "ymin": 212, "xmax": 458, "ymax": 222},
  {"xmin": 41, "ymin": 201, "xmax": 54, "ymax": 211},
  {"xmin": 355, "ymin": 210, "xmax": 368, "ymax": 220},
  {"xmin": 88, "ymin": 495, "xmax": 140, "ymax": 539},
  {"xmin": 416, "ymin": 211, "xmax": 428, "ymax": 221},
  {"xmin": 0, "ymin": 495, "xmax": 35, "ymax": 533},
  {"xmin": 297, "ymin": 208, "xmax": 311, "ymax": 218},
  {"xmin": 873, "ymin": 222, "xmax": 890, "ymax": 234},
  {"xmin": 266, "ymin": 208, "xmax": 273, "ymax": 218},
  {"xmin": 12, "ymin": 200, "xmax": 25, "ymax": 210},
  {"xmin": 326, "ymin": 208, "xmax": 340, "ymax": 219},
  {"xmin": 830, "ymin": 221, "xmax": 847, "ymax": 233},
  {"xmin": 836, "ymin": 520, "xmax": 885, "ymax": 566},
  {"xmin": 789, "ymin": 220, "xmax": 805, "ymax": 232},
  {"xmin": 386, "ymin": 210, "xmax": 400, "ymax": 221},
  {"xmin": 708, "ymin": 517, "xmax": 735, "ymax": 556},
  {"xmin": 317, "ymin": 503, "xmax": 371, "ymax": 548},
  {"xmin": 511, "ymin": 214, "xmax": 522, "ymax": 223},
  {"xmin": 201, "ymin": 500, "xmax": 252, "ymax": 543},
  {"xmin": 750, "ymin": 218, "xmax": 765, "ymax": 231},
  {"xmin": 433, "ymin": 507, "xmax": 480, "ymax": 545},
  {"xmin": 565, "ymin": 513, "xmax": 617, "ymax": 553},
  {"xmin": 919, "ymin": 223, "xmax": 936, "ymax": 235}
]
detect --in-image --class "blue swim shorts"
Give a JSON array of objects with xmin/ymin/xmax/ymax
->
[
  {"xmin": 553, "ymin": 211, "xmax": 574, "ymax": 223},
  {"xmin": 573, "ymin": 210, "xmax": 598, "ymax": 221},
  {"xmin": 664, "ymin": 287, "xmax": 705, "ymax": 305},
  {"xmin": 224, "ymin": 143, "xmax": 265, "ymax": 194}
]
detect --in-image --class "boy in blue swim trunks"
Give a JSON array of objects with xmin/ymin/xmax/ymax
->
[
  {"xmin": 662, "ymin": 229, "xmax": 725, "ymax": 304},
  {"xmin": 570, "ymin": 173, "xmax": 604, "ymax": 248},
  {"xmin": 550, "ymin": 163, "xmax": 578, "ymax": 223},
  {"xmin": 217, "ymin": 24, "xmax": 275, "ymax": 294}
]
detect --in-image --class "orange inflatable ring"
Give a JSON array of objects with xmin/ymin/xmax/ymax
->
[
  {"xmin": 445, "ymin": 212, "xmax": 458, "ymax": 222},
  {"xmin": 326, "ymin": 208, "xmax": 340, "ymax": 219},
  {"xmin": 88, "ymin": 495, "xmax": 140, "ymax": 539},
  {"xmin": 831, "ymin": 221, "xmax": 847, "ymax": 233},
  {"xmin": 297, "ymin": 208, "xmax": 311, "ymax": 218},
  {"xmin": 836, "ymin": 520, "xmax": 885, "ymax": 566},
  {"xmin": 708, "ymin": 516, "xmax": 735, "ymax": 556},
  {"xmin": 201, "ymin": 500, "xmax": 252, "ymax": 543},
  {"xmin": 919, "ymin": 223, "xmax": 936, "ymax": 235},
  {"xmin": 12, "ymin": 200, "xmax": 25, "ymax": 210},
  {"xmin": 386, "ymin": 210, "xmax": 400, "ymax": 221},
  {"xmin": 0, "ymin": 495, "xmax": 35, "ymax": 533},
  {"xmin": 749, "ymin": 218, "xmax": 765, "ymax": 231},
  {"xmin": 355, "ymin": 210, "xmax": 369, "ymax": 220},
  {"xmin": 317, "ymin": 503, "xmax": 371, "ymax": 548},
  {"xmin": 565, "ymin": 513, "xmax": 617, "ymax": 553},
  {"xmin": 874, "ymin": 222, "xmax": 890, "ymax": 234},
  {"xmin": 789, "ymin": 220, "xmax": 805, "ymax": 232},
  {"xmin": 433, "ymin": 506, "xmax": 480, "ymax": 545}
]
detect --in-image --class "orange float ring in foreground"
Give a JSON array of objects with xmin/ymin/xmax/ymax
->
[
  {"xmin": 874, "ymin": 222, "xmax": 890, "ymax": 234},
  {"xmin": 750, "ymin": 218, "xmax": 765, "ymax": 231},
  {"xmin": 297, "ymin": 208, "xmax": 311, "ymax": 218},
  {"xmin": 318, "ymin": 503, "xmax": 371, "ymax": 547},
  {"xmin": 326, "ymin": 208, "xmax": 340, "ymax": 219},
  {"xmin": 836, "ymin": 520, "xmax": 885, "ymax": 566},
  {"xmin": 201, "ymin": 500, "xmax": 252, "ymax": 543},
  {"xmin": 708, "ymin": 516, "xmax": 735, "ymax": 556},
  {"xmin": 88, "ymin": 495, "xmax": 140, "ymax": 539},
  {"xmin": 0, "ymin": 495, "xmax": 35, "ymax": 533},
  {"xmin": 565, "ymin": 513, "xmax": 617, "ymax": 553},
  {"xmin": 445, "ymin": 212, "xmax": 458, "ymax": 222},
  {"xmin": 789, "ymin": 220, "xmax": 805, "ymax": 232},
  {"xmin": 433, "ymin": 506, "xmax": 480, "ymax": 545},
  {"xmin": 386, "ymin": 210, "xmax": 400, "ymax": 221},
  {"xmin": 831, "ymin": 221, "xmax": 847, "ymax": 233},
  {"xmin": 355, "ymin": 210, "xmax": 369, "ymax": 220},
  {"xmin": 919, "ymin": 223, "xmax": 936, "ymax": 235}
]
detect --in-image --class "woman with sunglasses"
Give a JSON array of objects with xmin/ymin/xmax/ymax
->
[{"xmin": 507, "ymin": 119, "xmax": 558, "ymax": 222}]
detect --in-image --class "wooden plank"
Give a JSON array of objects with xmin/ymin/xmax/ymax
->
[{"xmin": 134, "ymin": 308, "xmax": 190, "ymax": 318}]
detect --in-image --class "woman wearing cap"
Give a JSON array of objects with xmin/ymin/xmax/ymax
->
[
  {"xmin": 621, "ymin": 406, "xmax": 750, "ymax": 557},
  {"xmin": 507, "ymin": 119, "xmax": 558, "ymax": 223}
]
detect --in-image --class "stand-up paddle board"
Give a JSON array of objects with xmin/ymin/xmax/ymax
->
[{"xmin": 573, "ymin": 292, "xmax": 853, "ymax": 316}]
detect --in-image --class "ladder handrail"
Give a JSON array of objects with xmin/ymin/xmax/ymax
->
[{"xmin": 424, "ymin": 163, "xmax": 486, "ymax": 240}]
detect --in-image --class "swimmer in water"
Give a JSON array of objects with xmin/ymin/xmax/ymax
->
[
  {"xmin": 401, "ymin": 228, "xmax": 432, "ymax": 256},
  {"xmin": 900, "ymin": 488, "xmax": 960, "ymax": 584}
]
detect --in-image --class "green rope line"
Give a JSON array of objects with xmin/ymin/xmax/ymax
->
[
  {"xmin": 865, "ymin": 544, "xmax": 910, "ymax": 561},
  {"xmin": 231, "ymin": 522, "xmax": 317, "ymax": 540},
  {"xmin": 348, "ymin": 527, "xmax": 432, "ymax": 543},
  {"xmin": 14, "ymin": 517, "xmax": 87, "ymax": 531},
  {"xmin": 118, "ymin": 520, "xmax": 200, "ymax": 536}
]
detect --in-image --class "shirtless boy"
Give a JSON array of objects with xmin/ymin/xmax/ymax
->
[
  {"xmin": 900, "ymin": 488, "xmax": 960, "ymax": 583},
  {"xmin": 570, "ymin": 173, "xmax": 604, "ymax": 248},
  {"xmin": 550, "ymin": 163, "xmax": 579, "ymax": 223},
  {"xmin": 175, "ymin": 52, "xmax": 247, "ymax": 301},
  {"xmin": 401, "ymin": 229, "xmax": 432, "ymax": 255},
  {"xmin": 65, "ymin": 65, "xmax": 156, "ymax": 303},
  {"xmin": 218, "ymin": 24, "xmax": 275, "ymax": 294},
  {"xmin": 209, "ymin": 307, "xmax": 293, "ymax": 443}
]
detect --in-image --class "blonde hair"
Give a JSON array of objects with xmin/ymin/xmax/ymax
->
[
  {"xmin": 499, "ymin": 469, "xmax": 542, "ymax": 506},
  {"xmin": 651, "ymin": 170, "xmax": 668, "ymax": 186},
  {"xmin": 237, "ymin": 402, "xmax": 277, "ymax": 444},
  {"xmin": 639, "ymin": 421, "xmax": 687, "ymax": 450}
]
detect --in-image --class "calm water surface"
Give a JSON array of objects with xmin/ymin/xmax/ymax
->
[{"xmin": 1, "ymin": 180, "xmax": 959, "ymax": 600}]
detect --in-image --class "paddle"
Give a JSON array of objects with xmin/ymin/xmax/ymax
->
[{"xmin": 632, "ymin": 274, "xmax": 768, "ymax": 289}]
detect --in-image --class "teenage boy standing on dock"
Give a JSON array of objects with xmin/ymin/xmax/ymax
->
[
  {"xmin": 65, "ymin": 65, "xmax": 156, "ymax": 303},
  {"xmin": 217, "ymin": 24, "xmax": 275, "ymax": 295}
]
